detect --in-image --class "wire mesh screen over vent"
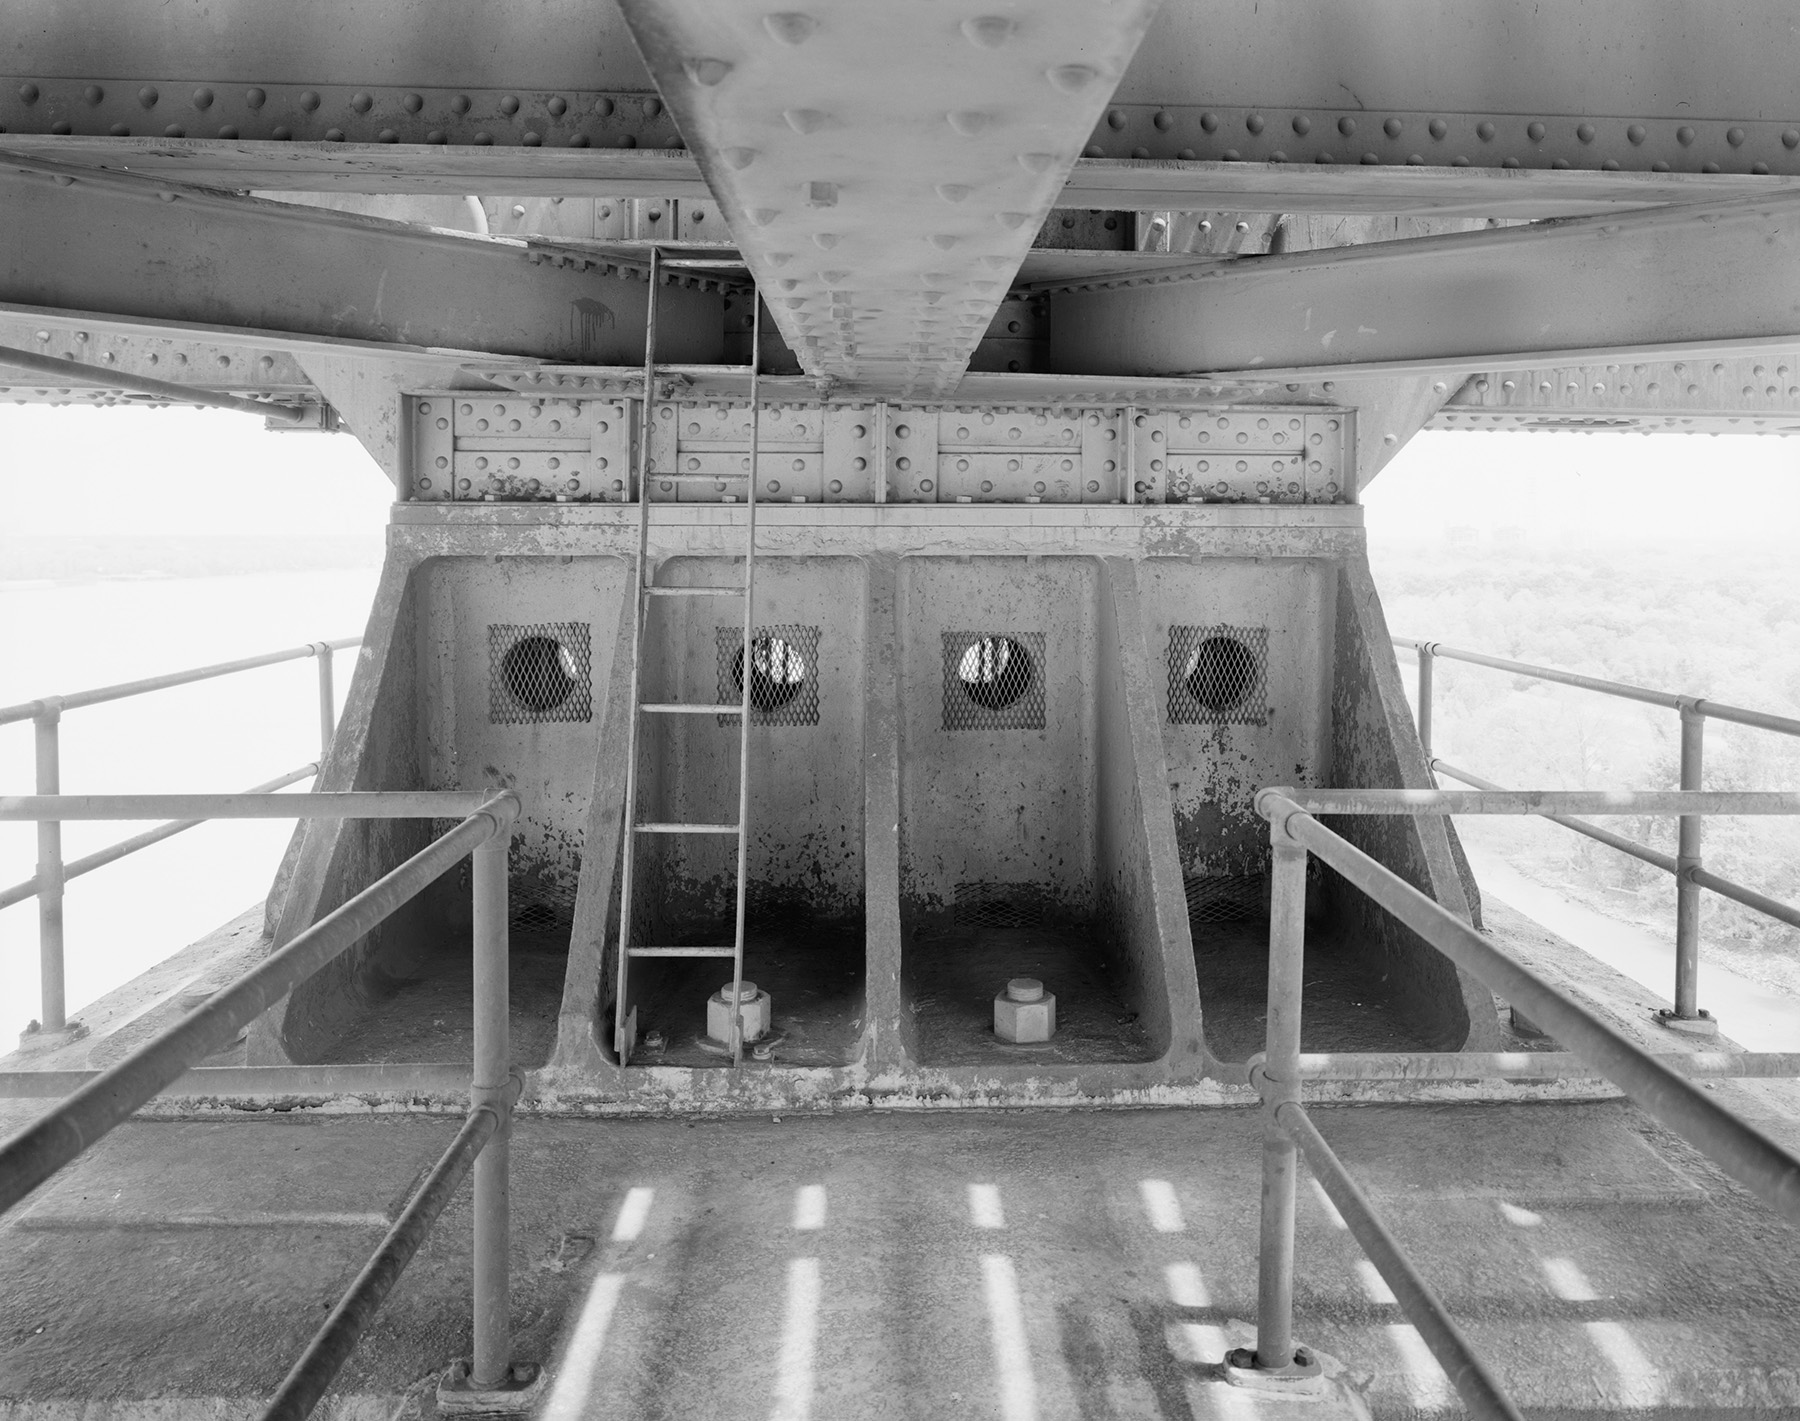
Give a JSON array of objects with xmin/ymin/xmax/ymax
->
[
  {"xmin": 714, "ymin": 625, "xmax": 821, "ymax": 725},
  {"xmin": 954, "ymin": 882, "xmax": 1045, "ymax": 930},
  {"xmin": 430, "ymin": 819, "xmax": 577, "ymax": 933},
  {"xmin": 1167, "ymin": 625, "xmax": 1269, "ymax": 726},
  {"xmin": 511, "ymin": 878, "xmax": 578, "ymax": 934},
  {"xmin": 1183, "ymin": 872, "xmax": 1270, "ymax": 926},
  {"xmin": 942, "ymin": 631, "xmax": 1047, "ymax": 730},
  {"xmin": 489, "ymin": 622, "xmax": 592, "ymax": 724}
]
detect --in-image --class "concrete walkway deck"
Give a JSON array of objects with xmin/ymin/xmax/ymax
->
[{"xmin": 3, "ymin": 1101, "xmax": 1799, "ymax": 1420}]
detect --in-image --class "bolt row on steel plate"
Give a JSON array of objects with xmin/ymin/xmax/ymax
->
[{"xmin": 409, "ymin": 396, "xmax": 1349, "ymax": 506}]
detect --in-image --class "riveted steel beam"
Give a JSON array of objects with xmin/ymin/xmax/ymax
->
[
  {"xmin": 611, "ymin": 0, "xmax": 1160, "ymax": 398},
  {"xmin": 1049, "ymin": 193, "xmax": 1800, "ymax": 378},
  {"xmin": 1433, "ymin": 355, "xmax": 1800, "ymax": 436},
  {"xmin": 0, "ymin": 161, "xmax": 723, "ymax": 364},
  {"xmin": 1097, "ymin": 0, "xmax": 1800, "ymax": 176}
]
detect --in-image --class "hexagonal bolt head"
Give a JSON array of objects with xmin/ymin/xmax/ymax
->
[
  {"xmin": 994, "ymin": 977, "xmax": 1056, "ymax": 1043},
  {"xmin": 706, "ymin": 981, "xmax": 772, "ymax": 1044}
]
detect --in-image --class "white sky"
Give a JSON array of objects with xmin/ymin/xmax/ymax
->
[
  {"xmin": 0, "ymin": 405, "xmax": 391, "ymax": 538},
  {"xmin": 0, "ymin": 404, "xmax": 1796, "ymax": 543},
  {"xmin": 1368, "ymin": 427, "xmax": 1800, "ymax": 545}
]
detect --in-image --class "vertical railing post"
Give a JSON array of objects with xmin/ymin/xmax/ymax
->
[
  {"xmin": 1416, "ymin": 642, "xmax": 1436, "ymax": 764},
  {"xmin": 314, "ymin": 643, "xmax": 337, "ymax": 763},
  {"xmin": 470, "ymin": 817, "xmax": 513, "ymax": 1389},
  {"xmin": 1252, "ymin": 827, "xmax": 1310, "ymax": 1371},
  {"xmin": 1673, "ymin": 701, "xmax": 1706, "ymax": 1021},
  {"xmin": 33, "ymin": 700, "xmax": 66, "ymax": 1033}
]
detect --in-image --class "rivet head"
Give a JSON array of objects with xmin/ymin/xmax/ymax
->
[
  {"xmin": 84, "ymin": 84, "xmax": 105, "ymax": 105},
  {"xmin": 1106, "ymin": 108, "xmax": 1126, "ymax": 131},
  {"xmin": 1727, "ymin": 126, "xmax": 1746, "ymax": 147},
  {"xmin": 498, "ymin": 94, "xmax": 519, "ymax": 115},
  {"xmin": 547, "ymin": 95, "xmax": 566, "ymax": 117},
  {"xmin": 1383, "ymin": 117, "xmax": 1402, "ymax": 138},
  {"xmin": 1291, "ymin": 114, "xmax": 1311, "ymax": 136},
  {"xmin": 245, "ymin": 87, "xmax": 266, "ymax": 109},
  {"xmin": 1200, "ymin": 112, "xmax": 1220, "ymax": 133},
  {"xmin": 18, "ymin": 82, "xmax": 38, "ymax": 104},
  {"xmin": 1337, "ymin": 116, "xmax": 1356, "ymax": 136},
  {"xmin": 1527, "ymin": 120, "xmax": 1546, "ymax": 141},
  {"xmin": 1576, "ymin": 122, "xmax": 1596, "ymax": 143},
  {"xmin": 138, "ymin": 85, "xmax": 159, "ymax": 108},
  {"xmin": 1428, "ymin": 117, "xmax": 1447, "ymax": 139},
  {"xmin": 300, "ymin": 90, "xmax": 321, "ymax": 112},
  {"xmin": 189, "ymin": 86, "xmax": 213, "ymax": 109},
  {"xmin": 1677, "ymin": 125, "xmax": 1696, "ymax": 145},
  {"xmin": 1785, "ymin": 130, "xmax": 1800, "ymax": 149},
  {"xmin": 1050, "ymin": 64, "xmax": 1099, "ymax": 93},
  {"xmin": 685, "ymin": 57, "xmax": 733, "ymax": 86},
  {"xmin": 1477, "ymin": 120, "xmax": 1496, "ymax": 141},
  {"xmin": 960, "ymin": 15, "xmax": 1013, "ymax": 48},
  {"xmin": 1152, "ymin": 108, "xmax": 1173, "ymax": 131}
]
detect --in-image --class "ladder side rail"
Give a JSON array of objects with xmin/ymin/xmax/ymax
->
[
  {"xmin": 612, "ymin": 244, "xmax": 662, "ymax": 1065},
  {"xmin": 729, "ymin": 293, "xmax": 762, "ymax": 1067}
]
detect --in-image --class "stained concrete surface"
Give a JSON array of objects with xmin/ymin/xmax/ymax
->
[
  {"xmin": 1193, "ymin": 918, "xmax": 1450, "ymax": 1063},
  {"xmin": 4, "ymin": 1102, "xmax": 1800, "ymax": 1419},
  {"xmin": 903, "ymin": 922, "xmax": 1157, "ymax": 1066},
  {"xmin": 627, "ymin": 922, "xmax": 866, "ymax": 1069},
  {"xmin": 324, "ymin": 928, "xmax": 569, "ymax": 1069}
]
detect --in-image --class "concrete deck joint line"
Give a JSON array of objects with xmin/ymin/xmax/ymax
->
[
  {"xmin": 980, "ymin": 1254, "xmax": 1038, "ymax": 1421},
  {"xmin": 770, "ymin": 1257, "xmax": 822, "ymax": 1421},
  {"xmin": 792, "ymin": 1184, "xmax": 826, "ymax": 1231},
  {"xmin": 1139, "ymin": 1177, "xmax": 1185, "ymax": 1232},
  {"xmin": 540, "ymin": 1273, "xmax": 626, "ymax": 1421},
  {"xmin": 611, "ymin": 1186, "xmax": 654, "ymax": 1242}
]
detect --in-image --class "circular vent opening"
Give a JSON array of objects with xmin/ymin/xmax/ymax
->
[
  {"xmin": 731, "ymin": 635, "xmax": 809, "ymax": 711},
  {"xmin": 502, "ymin": 634, "xmax": 579, "ymax": 712},
  {"xmin": 958, "ymin": 636, "xmax": 1034, "ymax": 711},
  {"xmin": 1184, "ymin": 635, "xmax": 1258, "ymax": 714}
]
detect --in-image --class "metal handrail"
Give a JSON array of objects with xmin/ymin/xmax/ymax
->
[
  {"xmin": 1392, "ymin": 636, "xmax": 1800, "ymax": 737},
  {"xmin": 0, "ymin": 763, "xmax": 320, "ymax": 912},
  {"xmin": 1241, "ymin": 786, "xmax": 1800, "ymax": 1419},
  {"xmin": 0, "ymin": 637, "xmax": 360, "ymax": 725},
  {"xmin": 1392, "ymin": 634, "xmax": 1800, "ymax": 1025},
  {"xmin": 1431, "ymin": 759, "xmax": 1800, "ymax": 932},
  {"xmin": 0, "ymin": 790, "xmax": 521, "ymax": 1421},
  {"xmin": 3, "ymin": 633, "xmax": 361, "ymax": 1035}
]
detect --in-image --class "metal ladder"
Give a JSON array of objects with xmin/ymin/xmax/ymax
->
[{"xmin": 614, "ymin": 248, "xmax": 763, "ymax": 1067}]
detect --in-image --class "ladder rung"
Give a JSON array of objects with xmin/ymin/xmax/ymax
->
[
  {"xmin": 645, "ymin": 585, "xmax": 746, "ymax": 598},
  {"xmin": 640, "ymin": 702, "xmax": 743, "ymax": 715},
  {"xmin": 629, "ymin": 946, "xmax": 739, "ymax": 958},
  {"xmin": 635, "ymin": 821, "xmax": 741, "ymax": 834}
]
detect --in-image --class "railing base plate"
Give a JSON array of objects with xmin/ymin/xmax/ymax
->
[
  {"xmin": 1224, "ymin": 1346, "xmax": 1326, "ymax": 1396},
  {"xmin": 14, "ymin": 1019, "xmax": 87, "ymax": 1053},
  {"xmin": 437, "ymin": 1360, "xmax": 547, "ymax": 1415},
  {"xmin": 1657, "ymin": 1008, "xmax": 1721, "ymax": 1038}
]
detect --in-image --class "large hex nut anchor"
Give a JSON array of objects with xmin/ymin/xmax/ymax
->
[
  {"xmin": 706, "ymin": 980, "xmax": 772, "ymax": 1045},
  {"xmin": 994, "ymin": 977, "xmax": 1055, "ymax": 1043}
]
